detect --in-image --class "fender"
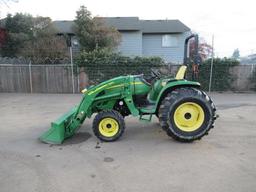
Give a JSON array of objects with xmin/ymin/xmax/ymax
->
[{"xmin": 154, "ymin": 80, "xmax": 201, "ymax": 113}]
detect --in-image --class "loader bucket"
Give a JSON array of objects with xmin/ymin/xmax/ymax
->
[{"xmin": 39, "ymin": 107, "xmax": 78, "ymax": 144}]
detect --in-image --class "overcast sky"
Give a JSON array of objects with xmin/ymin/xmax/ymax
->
[{"xmin": 1, "ymin": 0, "xmax": 256, "ymax": 57}]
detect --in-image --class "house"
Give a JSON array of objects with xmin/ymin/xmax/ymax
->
[
  {"xmin": 54, "ymin": 17, "xmax": 192, "ymax": 64},
  {"xmin": 240, "ymin": 54, "xmax": 256, "ymax": 65}
]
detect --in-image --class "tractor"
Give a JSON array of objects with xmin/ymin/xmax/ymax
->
[{"xmin": 40, "ymin": 34, "xmax": 217, "ymax": 144}]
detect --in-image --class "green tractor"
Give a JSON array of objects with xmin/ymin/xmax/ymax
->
[{"xmin": 40, "ymin": 34, "xmax": 217, "ymax": 144}]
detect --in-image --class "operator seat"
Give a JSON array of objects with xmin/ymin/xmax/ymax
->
[{"xmin": 136, "ymin": 74, "xmax": 154, "ymax": 86}]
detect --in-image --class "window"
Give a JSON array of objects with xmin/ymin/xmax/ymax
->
[{"xmin": 162, "ymin": 35, "xmax": 179, "ymax": 47}]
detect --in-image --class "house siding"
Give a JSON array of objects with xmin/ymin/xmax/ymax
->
[
  {"xmin": 117, "ymin": 31, "xmax": 142, "ymax": 56},
  {"xmin": 142, "ymin": 32, "xmax": 190, "ymax": 64}
]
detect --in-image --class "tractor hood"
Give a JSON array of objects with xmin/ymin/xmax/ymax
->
[{"xmin": 81, "ymin": 76, "xmax": 129, "ymax": 95}]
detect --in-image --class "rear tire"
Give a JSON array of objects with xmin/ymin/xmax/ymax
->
[
  {"xmin": 159, "ymin": 87, "xmax": 216, "ymax": 142},
  {"xmin": 92, "ymin": 110, "xmax": 125, "ymax": 142}
]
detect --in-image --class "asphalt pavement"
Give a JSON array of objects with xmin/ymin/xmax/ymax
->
[{"xmin": 0, "ymin": 93, "xmax": 256, "ymax": 192}]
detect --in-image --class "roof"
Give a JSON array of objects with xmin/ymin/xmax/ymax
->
[
  {"xmin": 52, "ymin": 17, "xmax": 190, "ymax": 34},
  {"xmin": 52, "ymin": 20, "xmax": 75, "ymax": 34},
  {"xmin": 102, "ymin": 17, "xmax": 140, "ymax": 31},
  {"xmin": 240, "ymin": 54, "xmax": 256, "ymax": 65},
  {"xmin": 140, "ymin": 19, "xmax": 190, "ymax": 33}
]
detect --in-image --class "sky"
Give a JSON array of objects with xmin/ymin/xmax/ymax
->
[{"xmin": 1, "ymin": 0, "xmax": 256, "ymax": 57}]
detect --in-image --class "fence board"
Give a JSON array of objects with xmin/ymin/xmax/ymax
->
[
  {"xmin": 0, "ymin": 64, "xmax": 79, "ymax": 93},
  {"xmin": 0, "ymin": 66, "xmax": 30, "ymax": 92}
]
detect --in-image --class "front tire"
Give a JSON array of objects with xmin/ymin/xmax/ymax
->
[
  {"xmin": 159, "ymin": 87, "xmax": 216, "ymax": 142},
  {"xmin": 92, "ymin": 110, "xmax": 125, "ymax": 142}
]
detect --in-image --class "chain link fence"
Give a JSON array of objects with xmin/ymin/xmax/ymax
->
[{"xmin": 0, "ymin": 61, "xmax": 255, "ymax": 93}]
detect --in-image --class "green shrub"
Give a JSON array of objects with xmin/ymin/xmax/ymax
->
[
  {"xmin": 75, "ymin": 49, "xmax": 165, "ymax": 83},
  {"xmin": 75, "ymin": 50, "xmax": 239, "ymax": 91}
]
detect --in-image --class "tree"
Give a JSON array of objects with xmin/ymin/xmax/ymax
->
[
  {"xmin": 21, "ymin": 36, "xmax": 68, "ymax": 64},
  {"xmin": 93, "ymin": 17, "xmax": 121, "ymax": 50},
  {"xmin": 74, "ymin": 6, "xmax": 120, "ymax": 52},
  {"xmin": 189, "ymin": 37, "xmax": 213, "ymax": 62},
  {"xmin": 74, "ymin": 6, "xmax": 94, "ymax": 52},
  {"xmin": 1, "ymin": 13, "xmax": 68, "ymax": 63},
  {"xmin": 1, "ymin": 13, "xmax": 33, "ymax": 57},
  {"xmin": 232, "ymin": 48, "xmax": 240, "ymax": 59},
  {"xmin": 20, "ymin": 17, "xmax": 68, "ymax": 63}
]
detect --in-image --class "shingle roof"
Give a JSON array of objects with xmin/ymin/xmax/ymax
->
[
  {"xmin": 52, "ymin": 20, "xmax": 75, "ymax": 34},
  {"xmin": 52, "ymin": 17, "xmax": 190, "ymax": 34},
  {"xmin": 140, "ymin": 19, "xmax": 190, "ymax": 33},
  {"xmin": 103, "ymin": 17, "xmax": 140, "ymax": 31}
]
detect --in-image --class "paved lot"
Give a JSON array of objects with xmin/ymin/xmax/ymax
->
[{"xmin": 0, "ymin": 93, "xmax": 256, "ymax": 192}]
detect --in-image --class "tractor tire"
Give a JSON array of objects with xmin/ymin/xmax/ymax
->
[
  {"xmin": 159, "ymin": 87, "xmax": 216, "ymax": 142},
  {"xmin": 92, "ymin": 110, "xmax": 125, "ymax": 142}
]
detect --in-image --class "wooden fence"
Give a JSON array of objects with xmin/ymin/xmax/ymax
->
[{"xmin": 0, "ymin": 64, "xmax": 80, "ymax": 93}]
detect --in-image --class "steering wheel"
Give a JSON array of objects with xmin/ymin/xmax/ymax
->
[{"xmin": 151, "ymin": 69, "xmax": 161, "ymax": 79}]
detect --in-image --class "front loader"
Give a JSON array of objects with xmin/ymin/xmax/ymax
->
[{"xmin": 40, "ymin": 34, "xmax": 217, "ymax": 144}]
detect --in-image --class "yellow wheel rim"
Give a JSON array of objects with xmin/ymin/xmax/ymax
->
[
  {"xmin": 99, "ymin": 118, "xmax": 119, "ymax": 137},
  {"xmin": 174, "ymin": 102, "xmax": 205, "ymax": 132}
]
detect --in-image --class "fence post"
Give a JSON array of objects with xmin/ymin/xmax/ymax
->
[
  {"xmin": 77, "ymin": 65, "xmax": 80, "ymax": 93},
  {"xmin": 70, "ymin": 47, "xmax": 75, "ymax": 94},
  {"xmin": 29, "ymin": 61, "xmax": 33, "ymax": 93}
]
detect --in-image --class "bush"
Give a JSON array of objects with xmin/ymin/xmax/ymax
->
[
  {"xmin": 187, "ymin": 58, "xmax": 239, "ymax": 91},
  {"xmin": 75, "ymin": 50, "xmax": 239, "ymax": 91},
  {"xmin": 75, "ymin": 49, "xmax": 165, "ymax": 83}
]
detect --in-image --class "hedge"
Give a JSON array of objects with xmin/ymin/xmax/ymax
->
[
  {"xmin": 187, "ymin": 58, "xmax": 239, "ymax": 91},
  {"xmin": 75, "ymin": 49, "xmax": 165, "ymax": 83},
  {"xmin": 75, "ymin": 49, "xmax": 239, "ymax": 91}
]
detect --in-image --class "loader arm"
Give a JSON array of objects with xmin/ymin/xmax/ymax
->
[{"xmin": 39, "ymin": 76, "xmax": 139, "ymax": 144}]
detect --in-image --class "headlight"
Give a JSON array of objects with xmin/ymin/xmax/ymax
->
[{"xmin": 81, "ymin": 88, "xmax": 87, "ymax": 93}]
